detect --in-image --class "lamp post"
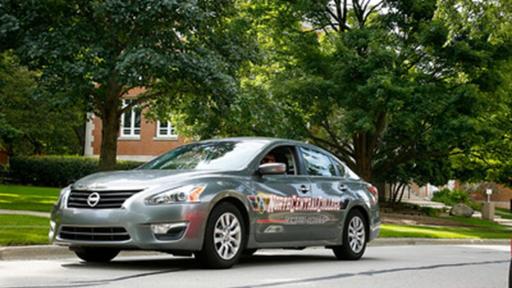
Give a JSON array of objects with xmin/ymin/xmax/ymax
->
[{"xmin": 482, "ymin": 188, "xmax": 495, "ymax": 221}]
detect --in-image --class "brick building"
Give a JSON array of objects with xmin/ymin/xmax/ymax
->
[
  {"xmin": 469, "ymin": 184, "xmax": 512, "ymax": 209},
  {"xmin": 84, "ymin": 88, "xmax": 186, "ymax": 161}
]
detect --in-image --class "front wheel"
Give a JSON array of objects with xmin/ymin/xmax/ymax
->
[
  {"xmin": 195, "ymin": 202, "xmax": 245, "ymax": 269},
  {"xmin": 332, "ymin": 209, "xmax": 367, "ymax": 260},
  {"xmin": 73, "ymin": 247, "xmax": 120, "ymax": 263}
]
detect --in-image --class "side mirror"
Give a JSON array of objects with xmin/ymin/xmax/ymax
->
[{"xmin": 258, "ymin": 163, "xmax": 286, "ymax": 175}]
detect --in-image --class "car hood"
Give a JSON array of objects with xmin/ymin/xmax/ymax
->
[{"xmin": 71, "ymin": 169, "xmax": 219, "ymax": 191}]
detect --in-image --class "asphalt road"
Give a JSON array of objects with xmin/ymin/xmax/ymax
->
[{"xmin": 0, "ymin": 245, "xmax": 510, "ymax": 288}]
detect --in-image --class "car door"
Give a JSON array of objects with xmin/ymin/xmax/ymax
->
[
  {"xmin": 251, "ymin": 145, "xmax": 316, "ymax": 242},
  {"xmin": 298, "ymin": 146, "xmax": 351, "ymax": 241}
]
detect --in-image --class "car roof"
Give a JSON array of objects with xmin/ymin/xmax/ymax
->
[
  {"xmin": 195, "ymin": 137, "xmax": 342, "ymax": 162},
  {"xmin": 198, "ymin": 136, "xmax": 306, "ymax": 146}
]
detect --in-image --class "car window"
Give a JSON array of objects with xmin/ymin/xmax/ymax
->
[
  {"xmin": 262, "ymin": 146, "xmax": 297, "ymax": 175},
  {"xmin": 140, "ymin": 140, "xmax": 267, "ymax": 170},
  {"xmin": 343, "ymin": 164, "xmax": 360, "ymax": 180},
  {"xmin": 331, "ymin": 158, "xmax": 345, "ymax": 177},
  {"xmin": 331, "ymin": 158, "xmax": 360, "ymax": 179},
  {"xmin": 299, "ymin": 147, "xmax": 336, "ymax": 177}
]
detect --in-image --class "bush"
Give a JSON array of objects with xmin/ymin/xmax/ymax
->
[
  {"xmin": 9, "ymin": 156, "xmax": 143, "ymax": 187},
  {"xmin": 432, "ymin": 188, "xmax": 479, "ymax": 210},
  {"xmin": 380, "ymin": 202, "xmax": 444, "ymax": 217},
  {"xmin": 420, "ymin": 206, "xmax": 442, "ymax": 217}
]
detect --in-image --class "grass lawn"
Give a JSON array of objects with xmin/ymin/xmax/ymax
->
[
  {"xmin": 0, "ymin": 215, "xmax": 49, "ymax": 245},
  {"xmin": 381, "ymin": 216, "xmax": 512, "ymax": 239},
  {"xmin": 496, "ymin": 208, "xmax": 512, "ymax": 220},
  {"xmin": 0, "ymin": 184, "xmax": 59, "ymax": 212}
]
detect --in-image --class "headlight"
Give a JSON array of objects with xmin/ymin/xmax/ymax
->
[
  {"xmin": 58, "ymin": 186, "xmax": 71, "ymax": 209},
  {"xmin": 145, "ymin": 184, "xmax": 206, "ymax": 205}
]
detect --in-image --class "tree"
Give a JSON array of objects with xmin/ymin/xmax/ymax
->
[
  {"xmin": 1, "ymin": 0, "xmax": 257, "ymax": 169},
  {"xmin": 451, "ymin": 60, "xmax": 512, "ymax": 187},
  {"xmin": 182, "ymin": 0, "xmax": 512, "ymax": 200},
  {"xmin": 0, "ymin": 51, "xmax": 84, "ymax": 156}
]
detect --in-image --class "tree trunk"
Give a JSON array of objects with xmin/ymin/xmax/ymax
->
[
  {"xmin": 98, "ymin": 108, "xmax": 120, "ymax": 171},
  {"xmin": 375, "ymin": 181, "xmax": 386, "ymax": 202},
  {"xmin": 98, "ymin": 82, "xmax": 122, "ymax": 171},
  {"xmin": 353, "ymin": 132, "xmax": 373, "ymax": 181},
  {"xmin": 74, "ymin": 111, "xmax": 87, "ymax": 155}
]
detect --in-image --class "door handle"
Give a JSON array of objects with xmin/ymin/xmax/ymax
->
[
  {"xmin": 298, "ymin": 184, "xmax": 310, "ymax": 194},
  {"xmin": 339, "ymin": 184, "xmax": 348, "ymax": 192}
]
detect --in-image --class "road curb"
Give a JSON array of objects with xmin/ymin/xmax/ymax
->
[
  {"xmin": 0, "ymin": 245, "xmax": 73, "ymax": 260},
  {"xmin": 1, "ymin": 238, "xmax": 510, "ymax": 261},
  {"xmin": 369, "ymin": 238, "xmax": 511, "ymax": 246}
]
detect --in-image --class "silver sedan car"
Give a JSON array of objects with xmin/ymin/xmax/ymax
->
[{"xmin": 50, "ymin": 137, "xmax": 380, "ymax": 268}]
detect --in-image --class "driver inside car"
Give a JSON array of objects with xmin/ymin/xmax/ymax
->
[{"xmin": 261, "ymin": 153, "xmax": 277, "ymax": 164}]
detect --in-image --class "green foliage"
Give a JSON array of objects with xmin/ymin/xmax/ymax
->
[
  {"xmin": 9, "ymin": 156, "xmax": 142, "ymax": 187},
  {"xmin": 420, "ymin": 207, "xmax": 442, "ymax": 217},
  {"xmin": 1, "ymin": 0, "xmax": 511, "ymax": 188},
  {"xmin": 450, "ymin": 61, "xmax": 512, "ymax": 187},
  {"xmin": 0, "ymin": 51, "xmax": 84, "ymax": 155},
  {"xmin": 432, "ymin": 188, "xmax": 479, "ymax": 210},
  {"xmin": 178, "ymin": 0, "xmax": 512, "ymax": 195},
  {"xmin": 2, "ymin": 0, "xmax": 258, "ymax": 169}
]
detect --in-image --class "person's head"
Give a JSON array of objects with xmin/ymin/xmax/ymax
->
[{"xmin": 261, "ymin": 153, "xmax": 276, "ymax": 164}]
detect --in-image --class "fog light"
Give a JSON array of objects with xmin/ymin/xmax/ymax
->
[
  {"xmin": 48, "ymin": 220, "xmax": 56, "ymax": 240},
  {"xmin": 151, "ymin": 222, "xmax": 187, "ymax": 234},
  {"xmin": 151, "ymin": 222, "xmax": 188, "ymax": 241}
]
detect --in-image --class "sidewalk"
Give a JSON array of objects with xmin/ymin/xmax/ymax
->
[
  {"xmin": 0, "ymin": 209, "xmax": 50, "ymax": 218},
  {"xmin": 402, "ymin": 198, "xmax": 449, "ymax": 209}
]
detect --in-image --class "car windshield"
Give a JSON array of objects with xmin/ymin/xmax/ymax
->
[{"xmin": 140, "ymin": 140, "xmax": 268, "ymax": 171}]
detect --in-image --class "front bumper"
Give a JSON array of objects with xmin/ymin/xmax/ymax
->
[
  {"xmin": 369, "ymin": 222, "xmax": 381, "ymax": 241},
  {"xmin": 50, "ymin": 199, "xmax": 209, "ymax": 251}
]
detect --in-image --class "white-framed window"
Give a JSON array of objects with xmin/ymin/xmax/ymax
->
[
  {"xmin": 120, "ymin": 99, "xmax": 141, "ymax": 139},
  {"xmin": 155, "ymin": 120, "xmax": 178, "ymax": 139}
]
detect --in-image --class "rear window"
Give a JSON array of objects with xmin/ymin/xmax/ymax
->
[{"xmin": 299, "ymin": 147, "xmax": 336, "ymax": 177}]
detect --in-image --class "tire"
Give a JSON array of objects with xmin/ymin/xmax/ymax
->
[
  {"xmin": 195, "ymin": 202, "xmax": 246, "ymax": 269},
  {"xmin": 73, "ymin": 247, "xmax": 120, "ymax": 263},
  {"xmin": 332, "ymin": 209, "xmax": 367, "ymax": 260}
]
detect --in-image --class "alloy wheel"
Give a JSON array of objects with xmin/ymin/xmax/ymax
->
[
  {"xmin": 213, "ymin": 212, "xmax": 242, "ymax": 260},
  {"xmin": 347, "ymin": 216, "xmax": 366, "ymax": 254}
]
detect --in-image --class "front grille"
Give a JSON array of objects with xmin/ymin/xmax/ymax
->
[
  {"xmin": 59, "ymin": 226, "xmax": 130, "ymax": 241},
  {"xmin": 67, "ymin": 190, "xmax": 142, "ymax": 209}
]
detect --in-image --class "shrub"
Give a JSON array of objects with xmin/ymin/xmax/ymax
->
[
  {"xmin": 432, "ymin": 188, "xmax": 479, "ymax": 210},
  {"xmin": 420, "ymin": 206, "xmax": 442, "ymax": 217},
  {"xmin": 9, "ymin": 156, "xmax": 143, "ymax": 187},
  {"xmin": 380, "ymin": 202, "xmax": 444, "ymax": 216}
]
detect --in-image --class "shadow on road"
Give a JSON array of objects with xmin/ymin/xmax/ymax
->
[
  {"xmin": 51, "ymin": 253, "xmax": 366, "ymax": 288},
  {"xmin": 61, "ymin": 252, "xmax": 360, "ymax": 271}
]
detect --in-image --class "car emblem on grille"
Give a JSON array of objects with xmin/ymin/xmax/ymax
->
[{"xmin": 87, "ymin": 192, "xmax": 101, "ymax": 207}]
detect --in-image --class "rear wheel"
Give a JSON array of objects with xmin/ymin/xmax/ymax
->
[
  {"xmin": 73, "ymin": 247, "xmax": 120, "ymax": 263},
  {"xmin": 332, "ymin": 209, "xmax": 367, "ymax": 260},
  {"xmin": 195, "ymin": 202, "xmax": 245, "ymax": 269}
]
